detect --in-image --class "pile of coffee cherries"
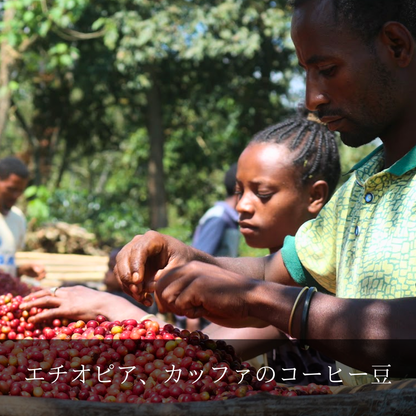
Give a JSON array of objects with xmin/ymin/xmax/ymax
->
[
  {"xmin": 0, "ymin": 272, "xmax": 39, "ymax": 297},
  {"xmin": 0, "ymin": 293, "xmax": 332, "ymax": 402}
]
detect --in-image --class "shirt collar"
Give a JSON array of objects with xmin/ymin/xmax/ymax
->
[{"xmin": 348, "ymin": 144, "xmax": 416, "ymax": 176}]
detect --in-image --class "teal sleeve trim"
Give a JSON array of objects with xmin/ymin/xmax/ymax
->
[{"xmin": 281, "ymin": 236, "xmax": 332, "ymax": 295}]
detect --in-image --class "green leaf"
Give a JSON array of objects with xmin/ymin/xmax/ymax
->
[
  {"xmin": 52, "ymin": 43, "xmax": 69, "ymax": 54},
  {"xmin": 92, "ymin": 17, "xmax": 105, "ymax": 31},
  {"xmin": 8, "ymin": 81, "xmax": 19, "ymax": 91},
  {"xmin": 38, "ymin": 20, "xmax": 51, "ymax": 37},
  {"xmin": 23, "ymin": 10, "xmax": 35, "ymax": 23},
  {"xmin": 59, "ymin": 54, "xmax": 73, "ymax": 66},
  {"xmin": 6, "ymin": 32, "xmax": 18, "ymax": 47},
  {"xmin": 24, "ymin": 185, "xmax": 39, "ymax": 199},
  {"xmin": 27, "ymin": 199, "xmax": 50, "ymax": 222},
  {"xmin": 137, "ymin": 26, "xmax": 153, "ymax": 46}
]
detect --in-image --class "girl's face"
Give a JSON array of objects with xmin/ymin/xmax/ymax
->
[{"xmin": 236, "ymin": 142, "xmax": 315, "ymax": 253}]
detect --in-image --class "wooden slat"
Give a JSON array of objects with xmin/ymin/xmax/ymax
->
[
  {"xmin": 15, "ymin": 251, "xmax": 109, "ymax": 286},
  {"xmin": 2, "ymin": 389, "xmax": 416, "ymax": 416},
  {"xmin": 16, "ymin": 251, "xmax": 108, "ymax": 264},
  {"xmin": 33, "ymin": 265, "xmax": 108, "ymax": 272},
  {"xmin": 45, "ymin": 272, "xmax": 105, "ymax": 280}
]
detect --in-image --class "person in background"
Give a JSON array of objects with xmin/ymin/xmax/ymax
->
[
  {"xmin": 180, "ymin": 162, "xmax": 240, "ymax": 330},
  {"xmin": 0, "ymin": 157, "xmax": 45, "ymax": 280},
  {"xmin": 192, "ymin": 162, "xmax": 240, "ymax": 258}
]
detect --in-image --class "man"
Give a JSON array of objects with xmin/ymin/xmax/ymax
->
[
  {"xmin": 0, "ymin": 157, "xmax": 45, "ymax": 279},
  {"xmin": 114, "ymin": 0, "xmax": 416, "ymax": 379}
]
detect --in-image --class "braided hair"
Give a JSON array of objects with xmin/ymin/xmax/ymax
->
[
  {"xmin": 290, "ymin": 0, "xmax": 416, "ymax": 44},
  {"xmin": 249, "ymin": 107, "xmax": 341, "ymax": 199}
]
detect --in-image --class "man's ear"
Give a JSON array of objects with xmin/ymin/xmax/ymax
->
[
  {"xmin": 380, "ymin": 22, "xmax": 414, "ymax": 67},
  {"xmin": 308, "ymin": 180, "xmax": 329, "ymax": 216}
]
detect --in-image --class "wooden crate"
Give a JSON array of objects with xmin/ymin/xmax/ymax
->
[
  {"xmin": 15, "ymin": 251, "xmax": 108, "ymax": 288},
  {"xmin": 1, "ymin": 388, "xmax": 416, "ymax": 416}
]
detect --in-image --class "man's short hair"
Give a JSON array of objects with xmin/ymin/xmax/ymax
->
[
  {"xmin": 291, "ymin": 0, "xmax": 416, "ymax": 43},
  {"xmin": 0, "ymin": 157, "xmax": 29, "ymax": 181},
  {"xmin": 224, "ymin": 163, "xmax": 238, "ymax": 197}
]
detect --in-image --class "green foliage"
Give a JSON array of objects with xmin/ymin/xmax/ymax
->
[
  {"xmin": 2, "ymin": 0, "xmax": 376, "ymax": 252},
  {"xmin": 47, "ymin": 189, "xmax": 148, "ymax": 246},
  {"xmin": 23, "ymin": 186, "xmax": 148, "ymax": 247},
  {"xmin": 336, "ymin": 138, "xmax": 379, "ymax": 187},
  {"xmin": 24, "ymin": 185, "xmax": 51, "ymax": 225},
  {"xmin": 238, "ymin": 240, "xmax": 269, "ymax": 258}
]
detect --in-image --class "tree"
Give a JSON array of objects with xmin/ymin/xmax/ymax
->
[
  {"xmin": 0, "ymin": 0, "xmax": 104, "ymax": 184},
  {"xmin": 95, "ymin": 0, "xmax": 297, "ymax": 228},
  {"xmin": 2, "ymin": 0, "xmax": 312, "ymax": 244}
]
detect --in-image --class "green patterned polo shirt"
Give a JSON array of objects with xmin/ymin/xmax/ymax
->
[{"xmin": 282, "ymin": 144, "xmax": 416, "ymax": 299}]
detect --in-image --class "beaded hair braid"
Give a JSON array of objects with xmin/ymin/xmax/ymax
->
[{"xmin": 249, "ymin": 111, "xmax": 341, "ymax": 198}]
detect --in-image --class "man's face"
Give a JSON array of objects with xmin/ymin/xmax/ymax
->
[
  {"xmin": 0, "ymin": 174, "xmax": 28, "ymax": 215},
  {"xmin": 291, "ymin": 0, "xmax": 402, "ymax": 147}
]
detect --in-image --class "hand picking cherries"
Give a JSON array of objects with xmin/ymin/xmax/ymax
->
[{"xmin": 0, "ymin": 293, "xmax": 332, "ymax": 402}]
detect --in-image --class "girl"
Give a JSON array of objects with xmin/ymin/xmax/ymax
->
[
  {"xmin": 208, "ymin": 108, "xmax": 341, "ymax": 385},
  {"xmin": 236, "ymin": 111, "xmax": 340, "ymax": 253}
]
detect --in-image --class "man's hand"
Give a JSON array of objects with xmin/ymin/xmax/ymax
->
[
  {"xmin": 17, "ymin": 263, "xmax": 46, "ymax": 280},
  {"xmin": 155, "ymin": 261, "xmax": 267, "ymax": 328},
  {"xmin": 114, "ymin": 231, "xmax": 200, "ymax": 305}
]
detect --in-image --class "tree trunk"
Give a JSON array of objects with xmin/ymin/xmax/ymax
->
[
  {"xmin": 55, "ymin": 139, "xmax": 70, "ymax": 189},
  {"xmin": 11, "ymin": 98, "xmax": 42, "ymax": 185},
  {"xmin": 0, "ymin": 5, "xmax": 16, "ymax": 143},
  {"xmin": 146, "ymin": 72, "xmax": 168, "ymax": 229}
]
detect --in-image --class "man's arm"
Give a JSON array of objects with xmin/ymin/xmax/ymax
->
[
  {"xmin": 155, "ymin": 260, "xmax": 416, "ymax": 377},
  {"xmin": 205, "ymin": 323, "xmax": 286, "ymax": 361},
  {"xmin": 17, "ymin": 263, "xmax": 46, "ymax": 280},
  {"xmin": 215, "ymin": 251, "xmax": 298, "ymax": 286},
  {"xmin": 114, "ymin": 231, "xmax": 297, "ymax": 303}
]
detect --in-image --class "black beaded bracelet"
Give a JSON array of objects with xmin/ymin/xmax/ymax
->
[{"xmin": 299, "ymin": 286, "xmax": 317, "ymax": 350}]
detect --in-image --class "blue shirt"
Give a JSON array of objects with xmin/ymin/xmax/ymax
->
[{"xmin": 192, "ymin": 201, "xmax": 240, "ymax": 257}]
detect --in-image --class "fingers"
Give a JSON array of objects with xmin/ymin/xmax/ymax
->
[
  {"xmin": 115, "ymin": 236, "xmax": 145, "ymax": 287},
  {"xmin": 142, "ymin": 292, "xmax": 154, "ymax": 308},
  {"xmin": 155, "ymin": 265, "xmax": 205, "ymax": 317},
  {"xmin": 20, "ymin": 295, "xmax": 62, "ymax": 311},
  {"xmin": 34, "ymin": 265, "xmax": 46, "ymax": 281},
  {"xmin": 32, "ymin": 264, "xmax": 46, "ymax": 279},
  {"xmin": 128, "ymin": 287, "xmax": 154, "ymax": 308},
  {"xmin": 27, "ymin": 307, "xmax": 63, "ymax": 324},
  {"xmin": 115, "ymin": 232, "xmax": 166, "ymax": 300},
  {"xmin": 155, "ymin": 261, "xmax": 252, "ymax": 323},
  {"xmin": 19, "ymin": 263, "xmax": 46, "ymax": 279},
  {"xmin": 115, "ymin": 251, "xmax": 143, "ymax": 299},
  {"xmin": 22, "ymin": 289, "xmax": 51, "ymax": 302}
]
